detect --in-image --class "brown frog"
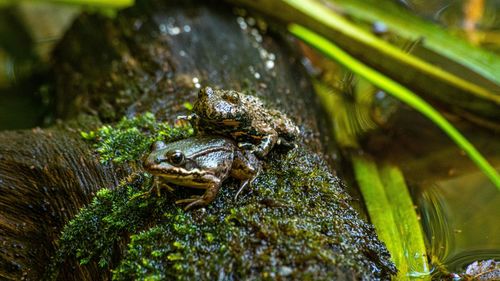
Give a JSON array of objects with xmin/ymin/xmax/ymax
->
[
  {"xmin": 143, "ymin": 136, "xmax": 259, "ymax": 210},
  {"xmin": 189, "ymin": 87, "xmax": 300, "ymax": 158}
]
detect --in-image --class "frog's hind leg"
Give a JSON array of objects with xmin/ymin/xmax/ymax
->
[
  {"xmin": 232, "ymin": 150, "xmax": 261, "ymax": 199},
  {"xmin": 234, "ymin": 179, "xmax": 250, "ymax": 200}
]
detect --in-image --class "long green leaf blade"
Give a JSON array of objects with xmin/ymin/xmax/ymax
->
[
  {"xmin": 379, "ymin": 164, "xmax": 430, "ymax": 277},
  {"xmin": 351, "ymin": 155, "xmax": 408, "ymax": 279}
]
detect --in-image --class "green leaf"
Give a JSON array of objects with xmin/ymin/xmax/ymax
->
[{"xmin": 315, "ymin": 81, "xmax": 430, "ymax": 278}]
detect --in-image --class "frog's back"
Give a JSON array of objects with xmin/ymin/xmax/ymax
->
[
  {"xmin": 168, "ymin": 136, "xmax": 234, "ymax": 157},
  {"xmin": 276, "ymin": 114, "xmax": 300, "ymax": 141},
  {"xmin": 262, "ymin": 108, "xmax": 300, "ymax": 141}
]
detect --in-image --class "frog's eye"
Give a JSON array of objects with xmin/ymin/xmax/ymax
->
[
  {"xmin": 168, "ymin": 150, "xmax": 185, "ymax": 166},
  {"xmin": 151, "ymin": 141, "xmax": 166, "ymax": 151},
  {"xmin": 204, "ymin": 87, "xmax": 213, "ymax": 95},
  {"xmin": 223, "ymin": 91, "xmax": 240, "ymax": 104}
]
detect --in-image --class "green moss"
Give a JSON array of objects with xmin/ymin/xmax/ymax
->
[
  {"xmin": 48, "ymin": 144, "xmax": 396, "ymax": 280},
  {"xmin": 81, "ymin": 112, "xmax": 193, "ymax": 163},
  {"xmin": 182, "ymin": 102, "xmax": 193, "ymax": 111}
]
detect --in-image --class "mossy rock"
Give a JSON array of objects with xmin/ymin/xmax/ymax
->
[{"xmin": 49, "ymin": 133, "xmax": 395, "ymax": 280}]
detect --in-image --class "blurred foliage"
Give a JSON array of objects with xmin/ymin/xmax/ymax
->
[
  {"xmin": 0, "ymin": 0, "xmax": 134, "ymax": 8},
  {"xmin": 328, "ymin": 0, "xmax": 500, "ymax": 84},
  {"xmin": 230, "ymin": 0, "xmax": 500, "ymax": 120}
]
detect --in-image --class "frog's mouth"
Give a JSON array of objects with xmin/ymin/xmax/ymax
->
[
  {"xmin": 200, "ymin": 116, "xmax": 241, "ymax": 127},
  {"xmin": 147, "ymin": 166, "xmax": 212, "ymax": 189},
  {"xmin": 221, "ymin": 119, "xmax": 241, "ymax": 127}
]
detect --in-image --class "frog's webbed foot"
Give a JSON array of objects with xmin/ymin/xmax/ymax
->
[
  {"xmin": 237, "ymin": 142, "xmax": 257, "ymax": 151},
  {"xmin": 176, "ymin": 113, "xmax": 197, "ymax": 121},
  {"xmin": 131, "ymin": 177, "xmax": 174, "ymax": 200},
  {"xmin": 175, "ymin": 196, "xmax": 208, "ymax": 210},
  {"xmin": 234, "ymin": 167, "xmax": 260, "ymax": 200},
  {"xmin": 276, "ymin": 137, "xmax": 297, "ymax": 149},
  {"xmin": 151, "ymin": 177, "xmax": 174, "ymax": 196},
  {"xmin": 175, "ymin": 182, "xmax": 220, "ymax": 211}
]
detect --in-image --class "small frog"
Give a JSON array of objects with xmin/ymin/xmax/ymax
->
[
  {"xmin": 190, "ymin": 87, "xmax": 300, "ymax": 158},
  {"xmin": 143, "ymin": 136, "xmax": 259, "ymax": 210}
]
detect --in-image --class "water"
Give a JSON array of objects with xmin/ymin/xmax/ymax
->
[
  {"xmin": 362, "ymin": 96, "xmax": 500, "ymax": 277},
  {"xmin": 419, "ymin": 172, "xmax": 500, "ymax": 274},
  {"xmin": 394, "ymin": 0, "xmax": 500, "ymax": 275}
]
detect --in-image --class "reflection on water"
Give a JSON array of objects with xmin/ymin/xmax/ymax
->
[
  {"xmin": 418, "ymin": 171, "xmax": 500, "ymax": 274},
  {"xmin": 363, "ymin": 90, "xmax": 500, "ymax": 276}
]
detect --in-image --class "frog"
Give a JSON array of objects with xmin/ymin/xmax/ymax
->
[
  {"xmin": 188, "ymin": 87, "xmax": 300, "ymax": 158},
  {"xmin": 143, "ymin": 136, "xmax": 260, "ymax": 210}
]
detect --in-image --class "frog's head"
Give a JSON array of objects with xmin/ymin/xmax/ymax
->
[
  {"xmin": 195, "ymin": 87, "xmax": 245, "ymax": 122},
  {"xmin": 143, "ymin": 141, "xmax": 186, "ymax": 174},
  {"xmin": 143, "ymin": 140, "xmax": 204, "ymax": 186},
  {"xmin": 143, "ymin": 138, "xmax": 231, "ymax": 188}
]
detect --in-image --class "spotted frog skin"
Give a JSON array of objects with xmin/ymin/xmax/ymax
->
[
  {"xmin": 190, "ymin": 87, "xmax": 300, "ymax": 158},
  {"xmin": 143, "ymin": 136, "xmax": 259, "ymax": 210}
]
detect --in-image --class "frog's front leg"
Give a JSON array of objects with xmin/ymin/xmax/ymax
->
[
  {"xmin": 276, "ymin": 137, "xmax": 298, "ymax": 149},
  {"xmin": 253, "ymin": 131, "xmax": 278, "ymax": 158},
  {"xmin": 177, "ymin": 113, "xmax": 201, "ymax": 134},
  {"xmin": 175, "ymin": 179, "xmax": 221, "ymax": 210},
  {"xmin": 150, "ymin": 177, "xmax": 175, "ymax": 196},
  {"xmin": 176, "ymin": 113, "xmax": 198, "ymax": 122}
]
